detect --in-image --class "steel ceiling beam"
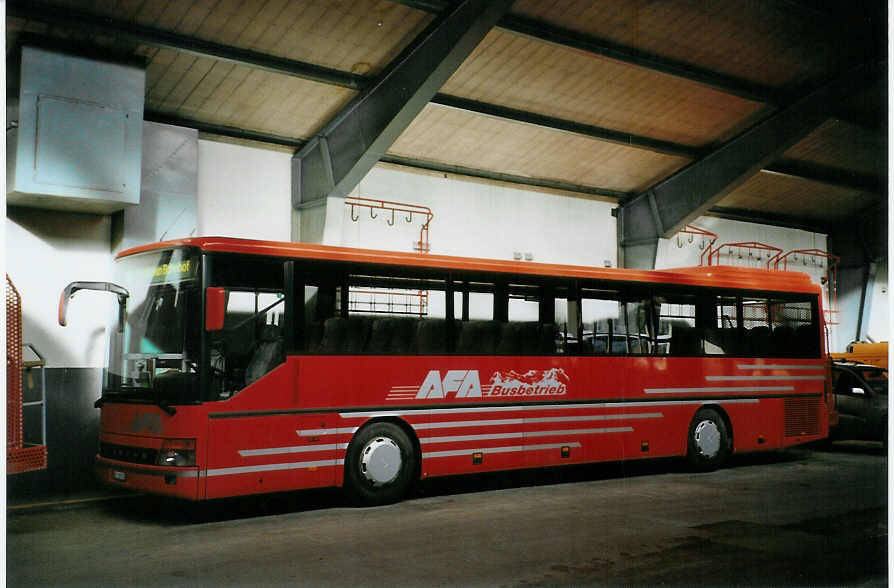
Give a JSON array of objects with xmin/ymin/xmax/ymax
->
[
  {"xmin": 145, "ymin": 109, "xmax": 837, "ymax": 233},
  {"xmin": 379, "ymin": 155, "xmax": 629, "ymax": 200},
  {"xmin": 7, "ymin": 0, "xmax": 366, "ymax": 90},
  {"xmin": 705, "ymin": 206, "xmax": 829, "ymax": 234},
  {"xmin": 617, "ymin": 61, "xmax": 883, "ymax": 269},
  {"xmin": 387, "ymin": 0, "xmax": 454, "ymax": 12},
  {"xmin": 495, "ymin": 15, "xmax": 780, "ymax": 105},
  {"xmin": 430, "ymin": 94, "xmax": 703, "ymax": 158},
  {"xmin": 15, "ymin": 0, "xmax": 882, "ymax": 193},
  {"xmin": 388, "ymin": 1, "xmax": 781, "ymax": 104},
  {"xmin": 291, "ymin": 0, "xmax": 514, "ymax": 207},
  {"xmin": 145, "ymin": 110, "xmax": 629, "ymax": 199},
  {"xmin": 143, "ymin": 111, "xmax": 307, "ymax": 150},
  {"xmin": 763, "ymin": 160, "xmax": 884, "ymax": 194}
]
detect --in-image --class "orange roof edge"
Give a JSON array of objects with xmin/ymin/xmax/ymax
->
[{"xmin": 118, "ymin": 236, "xmax": 822, "ymax": 294}]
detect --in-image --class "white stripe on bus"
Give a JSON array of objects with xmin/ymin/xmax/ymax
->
[
  {"xmin": 705, "ymin": 375, "xmax": 825, "ymax": 381},
  {"xmin": 340, "ymin": 399, "xmax": 759, "ymax": 419},
  {"xmin": 644, "ymin": 386, "xmax": 793, "ymax": 394},
  {"xmin": 423, "ymin": 442, "xmax": 582, "ymax": 459},
  {"xmin": 413, "ymin": 413, "xmax": 662, "ymax": 431},
  {"xmin": 204, "ymin": 459, "xmax": 344, "ymax": 477},
  {"xmin": 421, "ymin": 427, "xmax": 633, "ymax": 444},
  {"xmin": 238, "ymin": 443, "xmax": 348, "ymax": 457},
  {"xmin": 736, "ymin": 364, "xmax": 824, "ymax": 370},
  {"xmin": 297, "ymin": 427, "xmax": 359, "ymax": 437}
]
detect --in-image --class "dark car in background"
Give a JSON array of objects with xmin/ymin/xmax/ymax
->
[{"xmin": 830, "ymin": 361, "xmax": 888, "ymax": 445}]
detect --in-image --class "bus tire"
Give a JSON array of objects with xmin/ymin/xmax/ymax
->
[
  {"xmin": 686, "ymin": 408, "xmax": 730, "ymax": 472},
  {"xmin": 344, "ymin": 422, "xmax": 416, "ymax": 506}
]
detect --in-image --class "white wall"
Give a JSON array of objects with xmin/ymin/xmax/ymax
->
[
  {"xmin": 349, "ymin": 165, "xmax": 617, "ymax": 266},
  {"xmin": 6, "ymin": 208, "xmax": 112, "ymax": 368},
  {"xmin": 655, "ymin": 216, "xmax": 827, "ymax": 271},
  {"xmin": 865, "ymin": 260, "xmax": 889, "ymax": 342},
  {"xmin": 196, "ymin": 143, "xmax": 618, "ymax": 268},
  {"xmin": 196, "ymin": 139, "xmax": 292, "ymax": 241}
]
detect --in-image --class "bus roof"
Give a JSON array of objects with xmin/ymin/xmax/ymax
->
[{"xmin": 119, "ymin": 236, "xmax": 821, "ymax": 294}]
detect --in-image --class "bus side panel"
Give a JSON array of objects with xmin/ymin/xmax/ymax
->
[
  {"xmin": 205, "ymin": 413, "xmax": 337, "ymax": 499},
  {"xmin": 623, "ymin": 356, "xmax": 827, "ymax": 452}
]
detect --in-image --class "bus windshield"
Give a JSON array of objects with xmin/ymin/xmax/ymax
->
[{"xmin": 104, "ymin": 248, "xmax": 201, "ymax": 406}]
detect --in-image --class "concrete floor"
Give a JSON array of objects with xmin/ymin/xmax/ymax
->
[{"xmin": 8, "ymin": 443, "xmax": 887, "ymax": 587}]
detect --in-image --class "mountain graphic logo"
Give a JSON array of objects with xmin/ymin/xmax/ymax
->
[{"xmin": 488, "ymin": 368, "xmax": 569, "ymax": 397}]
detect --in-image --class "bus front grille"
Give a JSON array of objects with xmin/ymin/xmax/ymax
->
[
  {"xmin": 100, "ymin": 443, "xmax": 158, "ymax": 465},
  {"xmin": 784, "ymin": 397, "xmax": 821, "ymax": 437}
]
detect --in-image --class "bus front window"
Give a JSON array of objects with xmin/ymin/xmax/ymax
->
[{"xmin": 104, "ymin": 248, "xmax": 201, "ymax": 406}]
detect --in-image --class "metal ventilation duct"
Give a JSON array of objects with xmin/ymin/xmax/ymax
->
[{"xmin": 7, "ymin": 47, "xmax": 145, "ymax": 213}]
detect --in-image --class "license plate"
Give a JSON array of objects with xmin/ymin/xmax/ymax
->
[{"xmin": 113, "ymin": 470, "xmax": 127, "ymax": 482}]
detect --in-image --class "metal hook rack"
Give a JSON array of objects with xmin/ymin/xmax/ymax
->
[
  {"xmin": 344, "ymin": 196, "xmax": 435, "ymax": 254},
  {"xmin": 676, "ymin": 225, "xmax": 718, "ymax": 265}
]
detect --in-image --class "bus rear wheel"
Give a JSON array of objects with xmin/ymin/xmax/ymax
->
[
  {"xmin": 686, "ymin": 408, "xmax": 730, "ymax": 472},
  {"xmin": 344, "ymin": 422, "xmax": 416, "ymax": 506}
]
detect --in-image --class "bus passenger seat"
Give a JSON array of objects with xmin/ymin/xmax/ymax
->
[
  {"xmin": 416, "ymin": 319, "xmax": 447, "ymax": 354},
  {"xmin": 517, "ymin": 322, "xmax": 541, "ymax": 354},
  {"xmin": 770, "ymin": 325, "xmax": 794, "ymax": 357},
  {"xmin": 538, "ymin": 323, "xmax": 558, "ymax": 354},
  {"xmin": 304, "ymin": 321, "xmax": 324, "ymax": 352},
  {"xmin": 245, "ymin": 325, "xmax": 284, "ymax": 385},
  {"xmin": 368, "ymin": 317, "xmax": 418, "ymax": 354},
  {"xmin": 319, "ymin": 317, "xmax": 347, "ymax": 353},
  {"xmin": 390, "ymin": 318, "xmax": 418, "ymax": 354},
  {"xmin": 367, "ymin": 318, "xmax": 396, "ymax": 353},
  {"xmin": 343, "ymin": 317, "xmax": 371, "ymax": 353},
  {"xmin": 456, "ymin": 321, "xmax": 501, "ymax": 354},
  {"xmin": 496, "ymin": 322, "xmax": 522, "ymax": 354},
  {"xmin": 669, "ymin": 322, "xmax": 702, "ymax": 356},
  {"xmin": 794, "ymin": 324, "xmax": 818, "ymax": 357},
  {"xmin": 746, "ymin": 326, "xmax": 770, "ymax": 355}
]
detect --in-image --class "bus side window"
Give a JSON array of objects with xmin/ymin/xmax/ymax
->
[
  {"xmin": 498, "ymin": 283, "xmax": 540, "ymax": 355},
  {"xmin": 580, "ymin": 294, "xmax": 622, "ymax": 355},
  {"xmin": 656, "ymin": 295, "xmax": 697, "ymax": 356},
  {"xmin": 706, "ymin": 296, "xmax": 740, "ymax": 356},
  {"xmin": 770, "ymin": 299, "xmax": 817, "ymax": 358},
  {"xmin": 211, "ymin": 290, "xmax": 285, "ymax": 398},
  {"xmin": 553, "ymin": 293, "xmax": 574, "ymax": 354},
  {"xmin": 742, "ymin": 298, "xmax": 771, "ymax": 356},
  {"xmin": 622, "ymin": 295, "xmax": 657, "ymax": 354}
]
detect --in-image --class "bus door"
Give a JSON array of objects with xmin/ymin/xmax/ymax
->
[{"xmin": 203, "ymin": 284, "xmax": 337, "ymax": 498}]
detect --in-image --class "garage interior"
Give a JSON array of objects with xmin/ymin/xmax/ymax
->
[{"xmin": 4, "ymin": 0, "xmax": 889, "ymax": 584}]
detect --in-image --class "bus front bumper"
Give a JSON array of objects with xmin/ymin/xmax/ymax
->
[{"xmin": 96, "ymin": 456, "xmax": 200, "ymax": 500}]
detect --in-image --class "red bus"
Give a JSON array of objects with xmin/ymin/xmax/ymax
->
[{"xmin": 60, "ymin": 237, "xmax": 830, "ymax": 504}]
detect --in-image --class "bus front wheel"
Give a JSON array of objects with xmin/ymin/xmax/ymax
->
[
  {"xmin": 686, "ymin": 408, "xmax": 730, "ymax": 472},
  {"xmin": 344, "ymin": 422, "xmax": 416, "ymax": 505}
]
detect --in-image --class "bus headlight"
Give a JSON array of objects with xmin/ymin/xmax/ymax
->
[{"xmin": 157, "ymin": 439, "xmax": 196, "ymax": 467}]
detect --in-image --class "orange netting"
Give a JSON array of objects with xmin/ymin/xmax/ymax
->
[
  {"xmin": 7, "ymin": 276, "xmax": 23, "ymax": 449},
  {"xmin": 7, "ymin": 275, "xmax": 47, "ymax": 473}
]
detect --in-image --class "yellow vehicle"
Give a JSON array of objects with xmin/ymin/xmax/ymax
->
[{"xmin": 831, "ymin": 342, "xmax": 888, "ymax": 370}]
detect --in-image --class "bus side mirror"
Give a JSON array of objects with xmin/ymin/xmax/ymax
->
[
  {"xmin": 59, "ymin": 281, "xmax": 129, "ymax": 332},
  {"xmin": 206, "ymin": 287, "xmax": 226, "ymax": 331}
]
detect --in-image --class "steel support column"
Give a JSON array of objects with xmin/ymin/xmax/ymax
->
[
  {"xmin": 829, "ymin": 200, "xmax": 887, "ymax": 350},
  {"xmin": 291, "ymin": 0, "xmax": 513, "ymax": 242},
  {"xmin": 617, "ymin": 62, "xmax": 882, "ymax": 269}
]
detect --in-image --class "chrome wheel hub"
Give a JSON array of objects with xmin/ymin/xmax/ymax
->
[
  {"xmin": 694, "ymin": 420, "xmax": 721, "ymax": 458},
  {"xmin": 360, "ymin": 436, "xmax": 401, "ymax": 486}
]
